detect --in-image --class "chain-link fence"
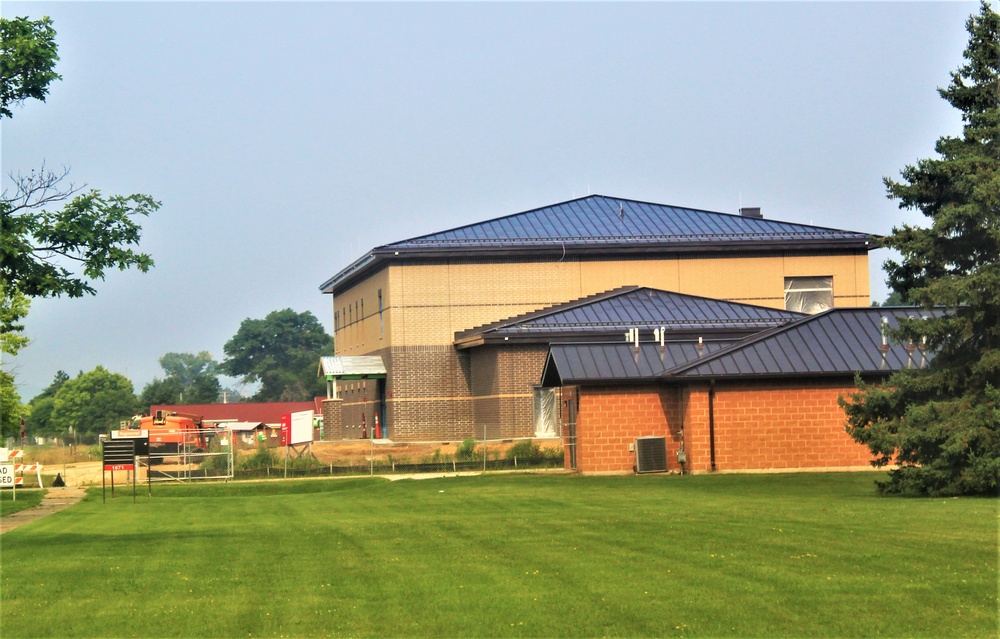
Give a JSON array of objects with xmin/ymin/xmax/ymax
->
[{"xmin": 216, "ymin": 436, "xmax": 566, "ymax": 482}]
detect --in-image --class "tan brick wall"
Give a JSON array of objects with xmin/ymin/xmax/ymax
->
[
  {"xmin": 572, "ymin": 379, "xmax": 875, "ymax": 474},
  {"xmin": 332, "ymin": 252, "xmax": 871, "ymax": 353}
]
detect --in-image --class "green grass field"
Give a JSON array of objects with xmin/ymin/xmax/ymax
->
[
  {"xmin": 1, "ymin": 473, "xmax": 996, "ymax": 638},
  {"xmin": 0, "ymin": 488, "xmax": 45, "ymax": 516}
]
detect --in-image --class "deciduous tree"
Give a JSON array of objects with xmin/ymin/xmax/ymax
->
[
  {"xmin": 0, "ymin": 16, "xmax": 60, "ymax": 119},
  {"xmin": 221, "ymin": 309, "xmax": 332, "ymax": 402},
  {"xmin": 842, "ymin": 1, "xmax": 1000, "ymax": 496},
  {"xmin": 52, "ymin": 367, "xmax": 137, "ymax": 441}
]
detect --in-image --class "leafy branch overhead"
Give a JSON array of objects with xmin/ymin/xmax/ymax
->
[
  {"xmin": 1, "ymin": 165, "xmax": 161, "ymax": 298},
  {"xmin": 0, "ymin": 16, "xmax": 61, "ymax": 119}
]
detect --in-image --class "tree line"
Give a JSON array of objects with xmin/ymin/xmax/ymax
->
[{"xmin": 19, "ymin": 308, "xmax": 332, "ymax": 443}]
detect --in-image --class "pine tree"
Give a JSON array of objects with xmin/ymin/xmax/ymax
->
[{"xmin": 842, "ymin": 1, "xmax": 1000, "ymax": 496}]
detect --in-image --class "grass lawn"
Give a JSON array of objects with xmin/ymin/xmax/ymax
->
[
  {"xmin": 0, "ymin": 488, "xmax": 45, "ymax": 517},
  {"xmin": 0, "ymin": 473, "xmax": 996, "ymax": 638}
]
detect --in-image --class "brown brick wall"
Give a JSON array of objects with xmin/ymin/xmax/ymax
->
[
  {"xmin": 321, "ymin": 399, "xmax": 343, "ymax": 441},
  {"xmin": 384, "ymin": 346, "xmax": 475, "ymax": 441},
  {"xmin": 571, "ymin": 379, "xmax": 874, "ymax": 474},
  {"xmin": 467, "ymin": 345, "xmax": 549, "ymax": 439}
]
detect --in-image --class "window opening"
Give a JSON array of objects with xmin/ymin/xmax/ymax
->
[{"xmin": 784, "ymin": 276, "xmax": 833, "ymax": 313}]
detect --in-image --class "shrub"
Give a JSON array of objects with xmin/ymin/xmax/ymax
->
[
  {"xmin": 455, "ymin": 438, "xmax": 479, "ymax": 461},
  {"xmin": 238, "ymin": 444, "xmax": 279, "ymax": 470},
  {"xmin": 505, "ymin": 440, "xmax": 541, "ymax": 460}
]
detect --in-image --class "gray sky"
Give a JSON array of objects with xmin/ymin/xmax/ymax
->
[{"xmin": 3, "ymin": 1, "xmax": 976, "ymax": 401}]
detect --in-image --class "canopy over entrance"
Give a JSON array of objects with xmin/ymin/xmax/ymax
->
[{"xmin": 318, "ymin": 356, "xmax": 387, "ymax": 399}]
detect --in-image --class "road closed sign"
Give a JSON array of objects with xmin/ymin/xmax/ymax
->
[{"xmin": 0, "ymin": 463, "xmax": 15, "ymax": 486}]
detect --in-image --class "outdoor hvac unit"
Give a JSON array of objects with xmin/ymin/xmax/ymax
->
[{"xmin": 635, "ymin": 436, "xmax": 668, "ymax": 473}]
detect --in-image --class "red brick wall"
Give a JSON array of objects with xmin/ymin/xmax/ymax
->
[
  {"xmin": 572, "ymin": 385, "xmax": 685, "ymax": 474},
  {"xmin": 571, "ymin": 379, "xmax": 874, "ymax": 474},
  {"xmin": 706, "ymin": 379, "xmax": 875, "ymax": 471}
]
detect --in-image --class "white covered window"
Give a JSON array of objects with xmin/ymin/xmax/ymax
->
[
  {"xmin": 533, "ymin": 387, "xmax": 558, "ymax": 438},
  {"xmin": 784, "ymin": 276, "xmax": 833, "ymax": 314}
]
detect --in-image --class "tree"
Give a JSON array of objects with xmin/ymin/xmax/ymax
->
[
  {"xmin": 0, "ymin": 281, "xmax": 30, "ymax": 438},
  {"xmin": 138, "ymin": 352, "xmax": 222, "ymax": 408},
  {"xmin": 139, "ymin": 351, "xmax": 221, "ymax": 408},
  {"xmin": 24, "ymin": 370, "xmax": 69, "ymax": 437},
  {"xmin": 1, "ymin": 16, "xmax": 159, "ymax": 436},
  {"xmin": 1, "ymin": 17, "xmax": 160, "ymax": 300},
  {"xmin": 51, "ymin": 367, "xmax": 137, "ymax": 441},
  {"xmin": 1, "ymin": 166, "xmax": 161, "ymax": 299},
  {"xmin": 842, "ymin": 1, "xmax": 1000, "ymax": 496},
  {"xmin": 0, "ymin": 16, "xmax": 61, "ymax": 119},
  {"xmin": 871, "ymin": 290, "xmax": 913, "ymax": 307},
  {"xmin": 138, "ymin": 376, "xmax": 185, "ymax": 409},
  {"xmin": 221, "ymin": 309, "xmax": 332, "ymax": 402}
]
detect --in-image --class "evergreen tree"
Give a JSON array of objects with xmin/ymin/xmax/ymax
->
[{"xmin": 842, "ymin": 1, "xmax": 1000, "ymax": 496}]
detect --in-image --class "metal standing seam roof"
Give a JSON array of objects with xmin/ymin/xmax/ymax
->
[
  {"xmin": 665, "ymin": 307, "xmax": 946, "ymax": 379},
  {"xmin": 540, "ymin": 307, "xmax": 946, "ymax": 386},
  {"xmin": 455, "ymin": 286, "xmax": 805, "ymax": 346},
  {"xmin": 541, "ymin": 340, "xmax": 740, "ymax": 386},
  {"xmin": 394, "ymin": 195, "xmax": 872, "ymax": 247},
  {"xmin": 320, "ymin": 194, "xmax": 877, "ymax": 293},
  {"xmin": 319, "ymin": 356, "xmax": 387, "ymax": 378}
]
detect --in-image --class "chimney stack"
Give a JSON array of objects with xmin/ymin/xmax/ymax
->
[{"xmin": 739, "ymin": 207, "xmax": 762, "ymax": 218}]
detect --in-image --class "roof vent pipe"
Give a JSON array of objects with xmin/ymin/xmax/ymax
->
[{"xmin": 739, "ymin": 207, "xmax": 762, "ymax": 218}]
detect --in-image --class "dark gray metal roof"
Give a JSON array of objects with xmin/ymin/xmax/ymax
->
[
  {"xmin": 455, "ymin": 286, "xmax": 804, "ymax": 347},
  {"xmin": 320, "ymin": 195, "xmax": 877, "ymax": 293},
  {"xmin": 540, "ymin": 307, "xmax": 946, "ymax": 386},
  {"xmin": 541, "ymin": 340, "xmax": 740, "ymax": 386},
  {"xmin": 666, "ymin": 307, "xmax": 945, "ymax": 379},
  {"xmin": 394, "ymin": 195, "xmax": 871, "ymax": 248}
]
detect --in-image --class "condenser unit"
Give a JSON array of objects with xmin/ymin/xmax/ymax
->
[{"xmin": 635, "ymin": 436, "xmax": 668, "ymax": 473}]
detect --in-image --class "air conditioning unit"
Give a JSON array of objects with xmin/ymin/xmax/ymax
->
[{"xmin": 635, "ymin": 436, "xmax": 668, "ymax": 473}]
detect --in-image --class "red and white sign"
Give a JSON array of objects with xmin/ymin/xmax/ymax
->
[
  {"xmin": 281, "ymin": 410, "xmax": 314, "ymax": 446},
  {"xmin": 104, "ymin": 463, "xmax": 135, "ymax": 471}
]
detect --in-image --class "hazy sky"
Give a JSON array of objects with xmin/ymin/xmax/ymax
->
[{"xmin": 3, "ymin": 1, "xmax": 976, "ymax": 400}]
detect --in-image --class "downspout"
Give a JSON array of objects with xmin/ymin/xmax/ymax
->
[{"xmin": 708, "ymin": 380, "xmax": 717, "ymax": 472}]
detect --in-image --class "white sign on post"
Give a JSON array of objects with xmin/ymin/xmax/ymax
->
[{"xmin": 0, "ymin": 462, "xmax": 15, "ymax": 486}]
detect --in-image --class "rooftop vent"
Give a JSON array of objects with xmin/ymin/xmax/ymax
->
[{"xmin": 740, "ymin": 207, "xmax": 762, "ymax": 218}]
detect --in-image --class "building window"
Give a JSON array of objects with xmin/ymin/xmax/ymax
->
[
  {"xmin": 378, "ymin": 289, "xmax": 383, "ymax": 337},
  {"xmin": 784, "ymin": 276, "xmax": 833, "ymax": 314},
  {"xmin": 533, "ymin": 387, "xmax": 558, "ymax": 438}
]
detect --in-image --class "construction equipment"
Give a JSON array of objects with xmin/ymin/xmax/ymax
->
[{"xmin": 137, "ymin": 410, "xmax": 209, "ymax": 463}]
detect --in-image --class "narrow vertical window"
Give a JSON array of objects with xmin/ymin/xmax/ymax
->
[{"xmin": 378, "ymin": 289, "xmax": 383, "ymax": 337}]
